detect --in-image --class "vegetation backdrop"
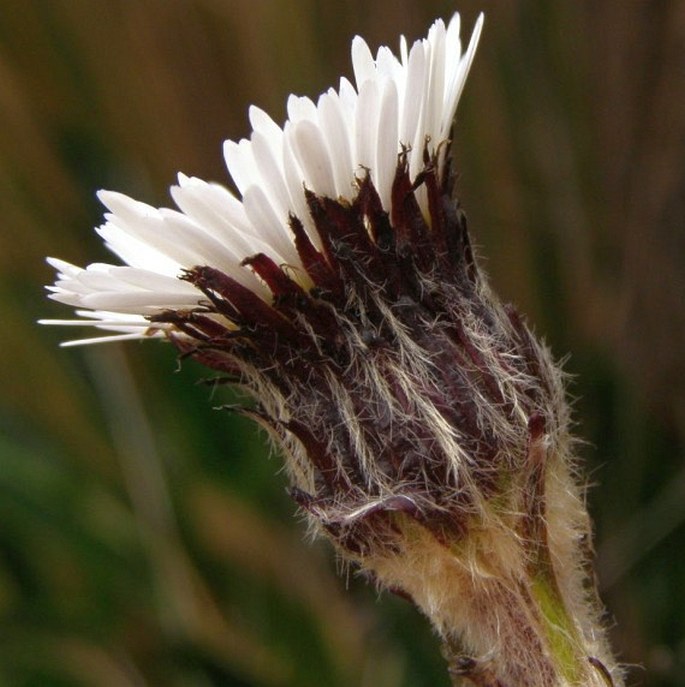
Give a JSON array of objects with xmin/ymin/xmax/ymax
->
[{"xmin": 1, "ymin": 1, "xmax": 684, "ymax": 685}]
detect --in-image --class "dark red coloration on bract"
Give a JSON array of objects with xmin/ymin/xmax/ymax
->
[{"xmin": 153, "ymin": 150, "xmax": 558, "ymax": 559}]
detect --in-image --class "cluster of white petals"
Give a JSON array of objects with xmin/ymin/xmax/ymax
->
[{"xmin": 42, "ymin": 13, "xmax": 483, "ymax": 345}]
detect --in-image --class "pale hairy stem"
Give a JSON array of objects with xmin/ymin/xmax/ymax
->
[
  {"xmin": 438, "ymin": 573, "xmax": 617, "ymax": 687},
  {"xmin": 366, "ymin": 462, "xmax": 622, "ymax": 687}
]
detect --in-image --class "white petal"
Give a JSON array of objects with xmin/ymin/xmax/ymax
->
[
  {"xmin": 425, "ymin": 19, "xmax": 447, "ymax": 141},
  {"xmin": 375, "ymin": 45, "xmax": 402, "ymax": 81},
  {"xmin": 97, "ymin": 222, "xmax": 181, "ymax": 276},
  {"xmin": 338, "ymin": 77, "xmax": 358, "ymax": 118},
  {"xmin": 79, "ymin": 290, "xmax": 200, "ymax": 312},
  {"xmin": 441, "ymin": 13, "xmax": 483, "ymax": 139},
  {"xmin": 351, "ymin": 36, "xmax": 376, "ymax": 88},
  {"xmin": 287, "ymin": 94, "xmax": 317, "ymax": 123},
  {"xmin": 173, "ymin": 175, "xmax": 264, "ymax": 257},
  {"xmin": 223, "ymin": 138, "xmax": 259, "ymax": 195},
  {"xmin": 60, "ymin": 332, "xmax": 158, "ymax": 347},
  {"xmin": 375, "ymin": 79, "xmax": 399, "ymax": 210},
  {"xmin": 288, "ymin": 119, "xmax": 337, "ymax": 199},
  {"xmin": 399, "ymin": 34, "xmax": 409, "ymax": 66},
  {"xmin": 46, "ymin": 257, "xmax": 84, "ymax": 279},
  {"xmin": 242, "ymin": 184, "xmax": 301, "ymax": 265},
  {"xmin": 401, "ymin": 40, "xmax": 428, "ymax": 177},
  {"xmin": 40, "ymin": 316, "xmax": 155, "ymax": 327},
  {"xmin": 317, "ymin": 90, "xmax": 354, "ymax": 198},
  {"xmin": 280, "ymin": 129, "xmax": 320, "ymax": 247},
  {"xmin": 355, "ymin": 78, "xmax": 380, "ymax": 173},
  {"xmin": 249, "ymin": 130, "xmax": 292, "ymax": 217},
  {"xmin": 248, "ymin": 105, "xmax": 284, "ymax": 146}
]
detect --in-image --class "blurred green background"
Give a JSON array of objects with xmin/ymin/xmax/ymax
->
[{"xmin": 1, "ymin": 1, "xmax": 684, "ymax": 685}]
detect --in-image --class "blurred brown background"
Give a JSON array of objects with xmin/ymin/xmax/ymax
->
[{"xmin": 1, "ymin": 1, "xmax": 684, "ymax": 685}]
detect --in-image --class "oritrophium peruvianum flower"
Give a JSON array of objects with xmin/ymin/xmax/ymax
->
[{"xmin": 42, "ymin": 13, "xmax": 622, "ymax": 687}]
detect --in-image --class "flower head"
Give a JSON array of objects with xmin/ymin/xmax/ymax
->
[
  {"xmin": 42, "ymin": 13, "xmax": 623, "ymax": 687},
  {"xmin": 43, "ymin": 13, "xmax": 482, "ymax": 345}
]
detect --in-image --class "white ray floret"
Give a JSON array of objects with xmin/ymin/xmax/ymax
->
[{"xmin": 42, "ymin": 13, "xmax": 484, "ymax": 345}]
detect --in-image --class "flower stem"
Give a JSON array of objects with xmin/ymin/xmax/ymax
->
[
  {"xmin": 366, "ymin": 459, "xmax": 622, "ymax": 687},
  {"xmin": 433, "ymin": 552, "xmax": 616, "ymax": 686}
]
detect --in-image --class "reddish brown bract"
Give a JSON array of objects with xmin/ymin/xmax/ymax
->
[{"xmin": 154, "ymin": 151, "xmax": 561, "ymax": 564}]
